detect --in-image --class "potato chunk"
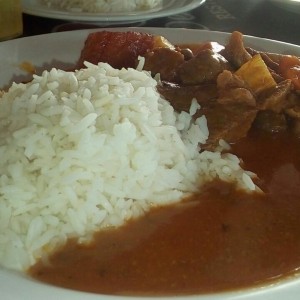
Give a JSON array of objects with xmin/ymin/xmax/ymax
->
[{"xmin": 235, "ymin": 54, "xmax": 277, "ymax": 94}]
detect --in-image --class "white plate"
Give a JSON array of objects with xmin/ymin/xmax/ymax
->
[
  {"xmin": 21, "ymin": 0, "xmax": 206, "ymax": 23},
  {"xmin": 1, "ymin": 27, "xmax": 300, "ymax": 300},
  {"xmin": 269, "ymin": 0, "xmax": 300, "ymax": 14}
]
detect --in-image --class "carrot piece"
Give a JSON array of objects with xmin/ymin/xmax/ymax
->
[{"xmin": 279, "ymin": 55, "xmax": 300, "ymax": 90}]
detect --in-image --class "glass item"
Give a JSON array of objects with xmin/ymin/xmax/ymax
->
[{"xmin": 0, "ymin": 0, "xmax": 23, "ymax": 41}]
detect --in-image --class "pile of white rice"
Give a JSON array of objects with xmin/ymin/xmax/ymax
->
[
  {"xmin": 0, "ymin": 61, "xmax": 256, "ymax": 272},
  {"xmin": 39, "ymin": 0, "xmax": 163, "ymax": 13}
]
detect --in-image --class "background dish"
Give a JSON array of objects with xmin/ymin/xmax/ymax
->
[
  {"xmin": 21, "ymin": 0, "xmax": 206, "ymax": 23},
  {"xmin": 1, "ymin": 27, "xmax": 300, "ymax": 300},
  {"xmin": 269, "ymin": 0, "xmax": 300, "ymax": 14}
]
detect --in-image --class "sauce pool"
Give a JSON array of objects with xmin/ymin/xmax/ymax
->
[{"xmin": 28, "ymin": 130, "xmax": 300, "ymax": 296}]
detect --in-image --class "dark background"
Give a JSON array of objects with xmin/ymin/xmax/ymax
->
[{"xmin": 22, "ymin": 0, "xmax": 300, "ymax": 46}]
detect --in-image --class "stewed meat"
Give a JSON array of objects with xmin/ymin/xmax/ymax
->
[
  {"xmin": 252, "ymin": 110, "xmax": 287, "ymax": 133},
  {"xmin": 157, "ymin": 82, "xmax": 218, "ymax": 112},
  {"xmin": 201, "ymin": 102, "xmax": 258, "ymax": 150},
  {"xmin": 257, "ymin": 79, "xmax": 293, "ymax": 112},
  {"xmin": 177, "ymin": 49, "xmax": 231, "ymax": 85},
  {"xmin": 143, "ymin": 47, "xmax": 185, "ymax": 81},
  {"xmin": 221, "ymin": 31, "xmax": 252, "ymax": 69},
  {"xmin": 76, "ymin": 30, "xmax": 300, "ymax": 150},
  {"xmin": 216, "ymin": 70, "xmax": 256, "ymax": 107}
]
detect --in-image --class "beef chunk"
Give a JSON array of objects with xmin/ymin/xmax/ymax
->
[
  {"xmin": 217, "ymin": 70, "xmax": 256, "ymax": 107},
  {"xmin": 285, "ymin": 98, "xmax": 300, "ymax": 136},
  {"xmin": 157, "ymin": 82, "xmax": 218, "ymax": 113},
  {"xmin": 143, "ymin": 48, "xmax": 185, "ymax": 81},
  {"xmin": 159, "ymin": 81, "xmax": 257, "ymax": 150},
  {"xmin": 257, "ymin": 79, "xmax": 293, "ymax": 113},
  {"xmin": 177, "ymin": 49, "xmax": 231, "ymax": 85},
  {"xmin": 253, "ymin": 110, "xmax": 287, "ymax": 133},
  {"xmin": 221, "ymin": 31, "xmax": 252, "ymax": 69},
  {"xmin": 201, "ymin": 103, "xmax": 258, "ymax": 150}
]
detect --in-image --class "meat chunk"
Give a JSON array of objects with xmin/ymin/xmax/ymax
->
[
  {"xmin": 178, "ymin": 48, "xmax": 194, "ymax": 60},
  {"xmin": 218, "ymin": 88, "xmax": 256, "ymax": 107},
  {"xmin": 221, "ymin": 31, "xmax": 252, "ymax": 69},
  {"xmin": 177, "ymin": 49, "xmax": 231, "ymax": 85},
  {"xmin": 285, "ymin": 104, "xmax": 300, "ymax": 119},
  {"xmin": 159, "ymin": 80, "xmax": 257, "ymax": 150},
  {"xmin": 246, "ymin": 48, "xmax": 280, "ymax": 72},
  {"xmin": 202, "ymin": 102, "xmax": 258, "ymax": 150},
  {"xmin": 143, "ymin": 48, "xmax": 185, "ymax": 81},
  {"xmin": 284, "ymin": 95, "xmax": 300, "ymax": 136},
  {"xmin": 217, "ymin": 70, "xmax": 256, "ymax": 107},
  {"xmin": 159, "ymin": 79, "xmax": 257, "ymax": 150},
  {"xmin": 257, "ymin": 79, "xmax": 293, "ymax": 113},
  {"xmin": 252, "ymin": 110, "xmax": 287, "ymax": 133},
  {"xmin": 158, "ymin": 82, "xmax": 218, "ymax": 112},
  {"xmin": 217, "ymin": 69, "xmax": 246, "ymax": 89}
]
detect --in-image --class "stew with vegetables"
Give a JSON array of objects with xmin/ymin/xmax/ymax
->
[{"xmin": 28, "ymin": 30, "xmax": 300, "ymax": 296}]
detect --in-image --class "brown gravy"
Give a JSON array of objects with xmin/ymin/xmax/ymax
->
[{"xmin": 29, "ymin": 130, "xmax": 300, "ymax": 296}]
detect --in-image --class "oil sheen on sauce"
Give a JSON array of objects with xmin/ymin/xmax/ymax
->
[{"xmin": 29, "ymin": 131, "xmax": 300, "ymax": 296}]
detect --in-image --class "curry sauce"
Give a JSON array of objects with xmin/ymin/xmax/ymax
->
[{"xmin": 29, "ymin": 130, "xmax": 300, "ymax": 295}]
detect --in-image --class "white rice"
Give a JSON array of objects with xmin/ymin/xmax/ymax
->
[
  {"xmin": 0, "ymin": 61, "xmax": 256, "ymax": 272},
  {"xmin": 39, "ymin": 0, "xmax": 163, "ymax": 13}
]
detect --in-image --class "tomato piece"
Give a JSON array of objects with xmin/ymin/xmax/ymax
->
[
  {"xmin": 278, "ymin": 55, "xmax": 300, "ymax": 90},
  {"xmin": 77, "ymin": 31, "xmax": 155, "ymax": 69}
]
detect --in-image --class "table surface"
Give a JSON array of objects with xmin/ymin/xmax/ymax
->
[{"xmin": 20, "ymin": 0, "xmax": 300, "ymax": 46}]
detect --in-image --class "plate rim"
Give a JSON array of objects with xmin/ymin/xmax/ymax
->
[
  {"xmin": 21, "ymin": 0, "xmax": 206, "ymax": 22},
  {"xmin": 1, "ymin": 27, "xmax": 300, "ymax": 300}
]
